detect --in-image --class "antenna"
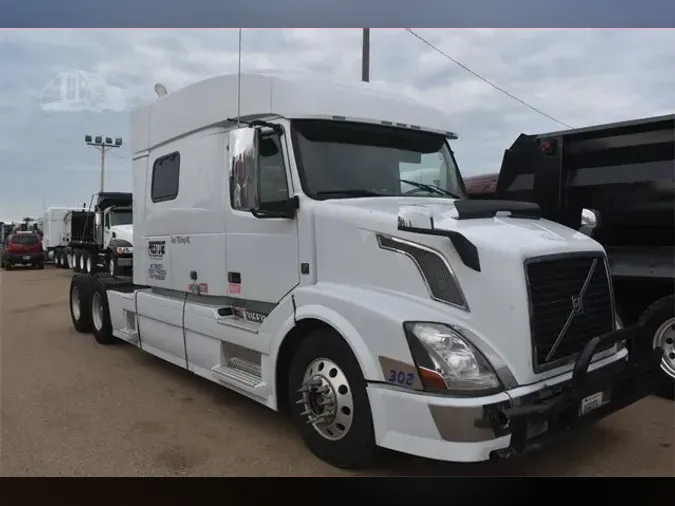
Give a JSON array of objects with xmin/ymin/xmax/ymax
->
[
  {"xmin": 154, "ymin": 83, "xmax": 168, "ymax": 98},
  {"xmin": 236, "ymin": 28, "xmax": 242, "ymax": 128}
]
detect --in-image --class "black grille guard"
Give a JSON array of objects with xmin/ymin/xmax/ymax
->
[{"xmin": 491, "ymin": 325, "xmax": 664, "ymax": 460}]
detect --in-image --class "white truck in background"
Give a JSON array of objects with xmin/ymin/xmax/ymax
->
[
  {"xmin": 43, "ymin": 207, "xmax": 80, "ymax": 263},
  {"xmin": 67, "ymin": 73, "xmax": 662, "ymax": 469}
]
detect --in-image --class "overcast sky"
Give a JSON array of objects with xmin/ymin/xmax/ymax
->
[{"xmin": 1, "ymin": 28, "xmax": 673, "ymax": 221}]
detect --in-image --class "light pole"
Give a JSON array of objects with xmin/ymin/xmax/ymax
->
[
  {"xmin": 362, "ymin": 28, "xmax": 370, "ymax": 82},
  {"xmin": 85, "ymin": 135, "xmax": 122, "ymax": 193}
]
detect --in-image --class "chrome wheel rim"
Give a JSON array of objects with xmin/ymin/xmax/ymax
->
[
  {"xmin": 87, "ymin": 256, "xmax": 92, "ymax": 273},
  {"xmin": 297, "ymin": 358, "xmax": 354, "ymax": 441},
  {"xmin": 79, "ymin": 254, "xmax": 85, "ymax": 271},
  {"xmin": 92, "ymin": 292, "xmax": 104, "ymax": 331},
  {"xmin": 71, "ymin": 286, "xmax": 81, "ymax": 321},
  {"xmin": 653, "ymin": 317, "xmax": 675, "ymax": 379}
]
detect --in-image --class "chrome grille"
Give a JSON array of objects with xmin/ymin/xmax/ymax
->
[{"xmin": 525, "ymin": 253, "xmax": 615, "ymax": 372}]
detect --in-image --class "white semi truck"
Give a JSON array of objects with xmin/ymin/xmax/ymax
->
[{"xmin": 67, "ymin": 73, "xmax": 662, "ymax": 469}]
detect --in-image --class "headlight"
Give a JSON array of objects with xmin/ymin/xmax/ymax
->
[
  {"xmin": 403, "ymin": 322, "xmax": 502, "ymax": 396},
  {"xmin": 116, "ymin": 246, "xmax": 132, "ymax": 255}
]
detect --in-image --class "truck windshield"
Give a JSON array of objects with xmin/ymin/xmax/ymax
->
[
  {"xmin": 291, "ymin": 119, "xmax": 465, "ymax": 200},
  {"xmin": 110, "ymin": 210, "xmax": 132, "ymax": 226}
]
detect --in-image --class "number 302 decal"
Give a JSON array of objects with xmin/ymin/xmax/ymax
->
[{"xmin": 388, "ymin": 369, "xmax": 415, "ymax": 387}]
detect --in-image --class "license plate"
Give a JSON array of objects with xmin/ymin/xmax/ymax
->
[
  {"xmin": 23, "ymin": 256, "xmax": 30, "ymax": 261},
  {"xmin": 579, "ymin": 391, "xmax": 605, "ymax": 416}
]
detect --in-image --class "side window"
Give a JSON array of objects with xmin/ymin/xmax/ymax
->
[
  {"xmin": 104, "ymin": 213, "xmax": 110, "ymax": 228},
  {"xmin": 151, "ymin": 152, "xmax": 180, "ymax": 203},
  {"xmin": 230, "ymin": 133, "xmax": 289, "ymax": 210}
]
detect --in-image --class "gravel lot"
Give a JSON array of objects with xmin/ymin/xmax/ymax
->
[{"xmin": 1, "ymin": 267, "xmax": 673, "ymax": 476}]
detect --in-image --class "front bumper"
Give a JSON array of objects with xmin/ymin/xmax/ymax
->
[
  {"xmin": 367, "ymin": 326, "xmax": 663, "ymax": 463},
  {"xmin": 491, "ymin": 327, "xmax": 662, "ymax": 460}
]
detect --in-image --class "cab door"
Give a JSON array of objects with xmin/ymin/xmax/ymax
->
[{"xmin": 224, "ymin": 128, "xmax": 300, "ymax": 314}]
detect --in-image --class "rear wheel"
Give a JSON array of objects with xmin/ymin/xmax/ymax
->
[
  {"xmin": 69, "ymin": 274, "xmax": 93, "ymax": 333},
  {"xmin": 79, "ymin": 251, "xmax": 87, "ymax": 273},
  {"xmin": 288, "ymin": 329, "xmax": 376, "ymax": 469},
  {"xmin": 90, "ymin": 277, "xmax": 116, "ymax": 345},
  {"xmin": 73, "ymin": 250, "xmax": 81, "ymax": 272}
]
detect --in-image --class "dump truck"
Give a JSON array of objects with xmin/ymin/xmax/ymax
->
[
  {"xmin": 464, "ymin": 113, "xmax": 675, "ymax": 399},
  {"xmin": 63, "ymin": 192, "xmax": 134, "ymax": 276}
]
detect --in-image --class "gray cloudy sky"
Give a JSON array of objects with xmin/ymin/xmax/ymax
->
[{"xmin": 1, "ymin": 28, "xmax": 673, "ymax": 221}]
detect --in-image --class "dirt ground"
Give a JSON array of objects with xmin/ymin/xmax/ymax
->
[{"xmin": 1, "ymin": 267, "xmax": 673, "ymax": 476}]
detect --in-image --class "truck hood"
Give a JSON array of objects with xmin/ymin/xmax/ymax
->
[
  {"xmin": 110, "ymin": 224, "xmax": 133, "ymax": 245},
  {"xmin": 311, "ymin": 197, "xmax": 608, "ymax": 386}
]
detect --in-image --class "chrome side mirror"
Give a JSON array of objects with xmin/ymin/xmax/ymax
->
[
  {"xmin": 228, "ymin": 127, "xmax": 261, "ymax": 211},
  {"xmin": 581, "ymin": 208, "xmax": 600, "ymax": 228},
  {"xmin": 398, "ymin": 205, "xmax": 435, "ymax": 231}
]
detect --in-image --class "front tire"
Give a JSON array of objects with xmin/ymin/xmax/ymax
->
[
  {"xmin": 638, "ymin": 295, "xmax": 675, "ymax": 400},
  {"xmin": 108, "ymin": 254, "xmax": 121, "ymax": 277},
  {"xmin": 288, "ymin": 328, "xmax": 376, "ymax": 469},
  {"xmin": 69, "ymin": 274, "xmax": 93, "ymax": 333}
]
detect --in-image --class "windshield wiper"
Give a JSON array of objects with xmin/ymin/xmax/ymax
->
[
  {"xmin": 400, "ymin": 179, "xmax": 460, "ymax": 199},
  {"xmin": 316, "ymin": 189, "xmax": 383, "ymax": 198}
]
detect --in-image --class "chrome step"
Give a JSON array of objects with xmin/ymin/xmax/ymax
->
[{"xmin": 212, "ymin": 364, "xmax": 262, "ymax": 389}]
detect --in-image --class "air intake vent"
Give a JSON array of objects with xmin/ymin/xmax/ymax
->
[{"xmin": 377, "ymin": 235, "xmax": 467, "ymax": 310}]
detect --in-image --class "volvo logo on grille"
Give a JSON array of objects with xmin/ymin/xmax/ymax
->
[
  {"xmin": 571, "ymin": 295, "xmax": 584, "ymax": 315},
  {"xmin": 544, "ymin": 258, "xmax": 598, "ymax": 362}
]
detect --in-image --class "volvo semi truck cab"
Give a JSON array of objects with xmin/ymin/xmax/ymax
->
[{"xmin": 67, "ymin": 73, "xmax": 662, "ymax": 469}]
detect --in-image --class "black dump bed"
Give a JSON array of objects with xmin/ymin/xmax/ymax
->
[
  {"xmin": 70, "ymin": 210, "xmax": 95, "ymax": 243},
  {"xmin": 96, "ymin": 191, "xmax": 133, "ymax": 211},
  {"xmin": 466, "ymin": 113, "xmax": 674, "ymax": 281}
]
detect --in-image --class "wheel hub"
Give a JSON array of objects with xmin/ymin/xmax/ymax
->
[
  {"xmin": 297, "ymin": 358, "xmax": 354, "ymax": 441},
  {"xmin": 653, "ymin": 317, "xmax": 675, "ymax": 379},
  {"xmin": 92, "ymin": 292, "xmax": 104, "ymax": 331}
]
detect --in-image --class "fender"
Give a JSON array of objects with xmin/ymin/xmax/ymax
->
[
  {"xmin": 269, "ymin": 283, "xmax": 446, "ymax": 383},
  {"xmin": 108, "ymin": 239, "xmax": 133, "ymax": 252},
  {"xmin": 293, "ymin": 304, "xmax": 380, "ymax": 381}
]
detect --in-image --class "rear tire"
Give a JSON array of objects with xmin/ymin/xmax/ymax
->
[
  {"xmin": 69, "ymin": 274, "xmax": 93, "ymax": 333},
  {"xmin": 637, "ymin": 295, "xmax": 675, "ymax": 400},
  {"xmin": 73, "ymin": 250, "xmax": 81, "ymax": 273},
  {"xmin": 90, "ymin": 276, "xmax": 117, "ymax": 345},
  {"xmin": 288, "ymin": 328, "xmax": 376, "ymax": 469}
]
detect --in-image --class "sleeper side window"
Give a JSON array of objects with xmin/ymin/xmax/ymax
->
[{"xmin": 151, "ymin": 152, "xmax": 180, "ymax": 203}]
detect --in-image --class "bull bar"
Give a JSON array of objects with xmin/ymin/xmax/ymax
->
[{"xmin": 490, "ymin": 326, "xmax": 664, "ymax": 460}]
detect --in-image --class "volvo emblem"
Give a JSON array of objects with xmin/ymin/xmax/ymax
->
[
  {"xmin": 544, "ymin": 258, "xmax": 598, "ymax": 362},
  {"xmin": 571, "ymin": 295, "xmax": 584, "ymax": 315}
]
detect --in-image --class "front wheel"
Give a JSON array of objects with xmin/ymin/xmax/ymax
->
[
  {"xmin": 288, "ymin": 329, "xmax": 376, "ymax": 469},
  {"xmin": 638, "ymin": 295, "xmax": 675, "ymax": 400},
  {"xmin": 107, "ymin": 254, "xmax": 121, "ymax": 277}
]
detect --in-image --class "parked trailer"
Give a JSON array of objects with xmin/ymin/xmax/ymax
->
[
  {"xmin": 68, "ymin": 73, "xmax": 661, "ymax": 469},
  {"xmin": 66, "ymin": 192, "xmax": 134, "ymax": 276},
  {"xmin": 464, "ymin": 113, "xmax": 675, "ymax": 400},
  {"xmin": 43, "ymin": 207, "xmax": 80, "ymax": 264}
]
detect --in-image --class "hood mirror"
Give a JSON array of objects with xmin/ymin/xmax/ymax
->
[
  {"xmin": 581, "ymin": 208, "xmax": 600, "ymax": 228},
  {"xmin": 398, "ymin": 206, "xmax": 435, "ymax": 232}
]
